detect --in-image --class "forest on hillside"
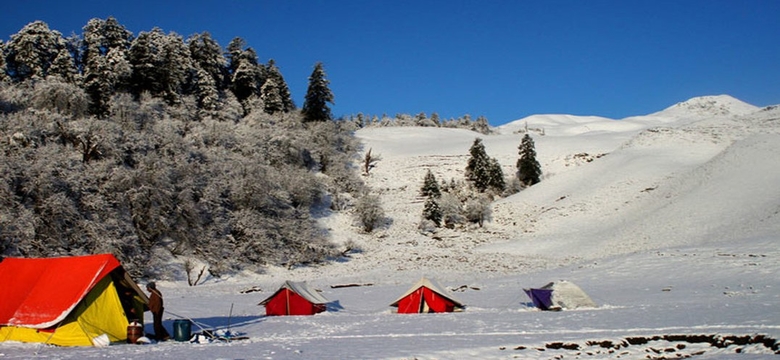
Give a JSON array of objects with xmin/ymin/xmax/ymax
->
[
  {"xmin": 0, "ymin": 18, "xmax": 505, "ymax": 278},
  {"xmin": 0, "ymin": 18, "xmax": 370, "ymax": 277}
]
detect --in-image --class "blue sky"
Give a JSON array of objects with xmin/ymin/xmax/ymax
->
[{"xmin": 3, "ymin": 1, "xmax": 779, "ymax": 126}]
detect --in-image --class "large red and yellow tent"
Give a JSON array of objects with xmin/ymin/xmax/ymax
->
[{"xmin": 0, "ymin": 254, "xmax": 148, "ymax": 346}]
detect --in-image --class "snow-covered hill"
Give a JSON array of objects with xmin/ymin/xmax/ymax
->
[{"xmin": 2, "ymin": 95, "xmax": 779, "ymax": 359}]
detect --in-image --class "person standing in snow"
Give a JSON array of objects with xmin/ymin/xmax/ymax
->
[{"xmin": 146, "ymin": 282, "xmax": 170, "ymax": 341}]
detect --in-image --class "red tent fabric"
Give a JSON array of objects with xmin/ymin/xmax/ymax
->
[
  {"xmin": 258, "ymin": 281, "xmax": 329, "ymax": 316},
  {"xmin": 0, "ymin": 254, "xmax": 122, "ymax": 328},
  {"xmin": 390, "ymin": 277, "xmax": 464, "ymax": 314}
]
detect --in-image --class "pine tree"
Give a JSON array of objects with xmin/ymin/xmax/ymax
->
[
  {"xmin": 422, "ymin": 196, "xmax": 442, "ymax": 227},
  {"xmin": 420, "ymin": 169, "xmax": 441, "ymax": 198},
  {"xmin": 465, "ymin": 138, "xmax": 491, "ymax": 192},
  {"xmin": 225, "ymin": 37, "xmax": 246, "ymax": 75},
  {"xmin": 302, "ymin": 62, "xmax": 334, "ymax": 122},
  {"xmin": 194, "ymin": 66, "xmax": 219, "ymax": 111},
  {"xmin": 517, "ymin": 133, "xmax": 542, "ymax": 186},
  {"xmin": 230, "ymin": 47, "xmax": 263, "ymax": 113},
  {"xmin": 5, "ymin": 21, "xmax": 68, "ymax": 81},
  {"xmin": 128, "ymin": 28, "xmax": 166, "ymax": 96},
  {"xmin": 486, "ymin": 157, "xmax": 505, "ymax": 192},
  {"xmin": 188, "ymin": 32, "xmax": 228, "ymax": 92},
  {"xmin": 158, "ymin": 32, "xmax": 193, "ymax": 105},
  {"xmin": 265, "ymin": 59, "xmax": 295, "ymax": 112},
  {"xmin": 472, "ymin": 115, "xmax": 490, "ymax": 134},
  {"xmin": 47, "ymin": 48, "xmax": 77, "ymax": 82},
  {"xmin": 81, "ymin": 17, "xmax": 133, "ymax": 116},
  {"xmin": 260, "ymin": 77, "xmax": 283, "ymax": 114}
]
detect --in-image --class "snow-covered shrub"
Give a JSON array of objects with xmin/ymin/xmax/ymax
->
[{"xmin": 354, "ymin": 194, "xmax": 385, "ymax": 233}]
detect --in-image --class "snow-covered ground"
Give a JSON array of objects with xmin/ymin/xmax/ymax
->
[{"xmin": 2, "ymin": 95, "xmax": 779, "ymax": 359}]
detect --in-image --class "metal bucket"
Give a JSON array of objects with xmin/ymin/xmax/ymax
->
[{"xmin": 173, "ymin": 319, "xmax": 191, "ymax": 342}]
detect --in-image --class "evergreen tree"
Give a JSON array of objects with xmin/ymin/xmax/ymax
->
[
  {"xmin": 188, "ymin": 32, "xmax": 228, "ymax": 92},
  {"xmin": 230, "ymin": 47, "xmax": 263, "ymax": 113},
  {"xmin": 225, "ymin": 37, "xmax": 246, "ymax": 75},
  {"xmin": 420, "ymin": 169, "xmax": 441, "ymax": 198},
  {"xmin": 128, "ymin": 28, "xmax": 166, "ymax": 96},
  {"xmin": 486, "ymin": 157, "xmax": 506, "ymax": 192},
  {"xmin": 260, "ymin": 77, "xmax": 283, "ymax": 114},
  {"xmin": 5, "ymin": 21, "xmax": 68, "ymax": 81},
  {"xmin": 194, "ymin": 66, "xmax": 219, "ymax": 111},
  {"xmin": 47, "ymin": 48, "xmax": 77, "ymax": 82},
  {"xmin": 82, "ymin": 53, "xmax": 111, "ymax": 116},
  {"xmin": 422, "ymin": 196, "xmax": 442, "ymax": 227},
  {"xmin": 465, "ymin": 138, "xmax": 505, "ymax": 192},
  {"xmin": 472, "ymin": 115, "xmax": 490, "ymax": 134},
  {"xmin": 128, "ymin": 28, "xmax": 193, "ymax": 105},
  {"xmin": 302, "ymin": 62, "xmax": 334, "ymax": 122},
  {"xmin": 158, "ymin": 32, "xmax": 193, "ymax": 105},
  {"xmin": 266, "ymin": 59, "xmax": 295, "ymax": 112},
  {"xmin": 517, "ymin": 133, "xmax": 542, "ymax": 186},
  {"xmin": 465, "ymin": 138, "xmax": 491, "ymax": 192},
  {"xmin": 81, "ymin": 17, "xmax": 133, "ymax": 116}
]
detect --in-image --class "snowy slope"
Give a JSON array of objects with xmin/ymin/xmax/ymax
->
[{"xmin": 1, "ymin": 95, "xmax": 779, "ymax": 359}]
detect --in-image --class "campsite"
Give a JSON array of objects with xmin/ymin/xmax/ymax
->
[{"xmin": 1, "ymin": 95, "xmax": 779, "ymax": 358}]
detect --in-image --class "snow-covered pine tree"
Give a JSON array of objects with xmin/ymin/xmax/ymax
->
[
  {"xmin": 472, "ymin": 115, "xmax": 490, "ymax": 134},
  {"xmin": 46, "ymin": 48, "xmax": 77, "ymax": 83},
  {"xmin": 465, "ymin": 138, "xmax": 491, "ymax": 192},
  {"xmin": 517, "ymin": 133, "xmax": 542, "ymax": 186},
  {"xmin": 260, "ymin": 77, "xmax": 283, "ymax": 114},
  {"xmin": 225, "ymin": 37, "xmax": 245, "ymax": 76},
  {"xmin": 4, "ymin": 21, "xmax": 68, "ymax": 81},
  {"xmin": 230, "ymin": 47, "xmax": 263, "ymax": 114},
  {"xmin": 194, "ymin": 66, "xmax": 219, "ymax": 112},
  {"xmin": 266, "ymin": 59, "xmax": 295, "ymax": 112},
  {"xmin": 486, "ymin": 157, "xmax": 505, "ymax": 192},
  {"xmin": 420, "ymin": 169, "xmax": 441, "ymax": 198},
  {"xmin": 188, "ymin": 32, "xmax": 228, "ymax": 92},
  {"xmin": 81, "ymin": 17, "xmax": 133, "ymax": 116},
  {"xmin": 128, "ymin": 28, "xmax": 166, "ymax": 96},
  {"xmin": 422, "ymin": 196, "xmax": 442, "ymax": 227},
  {"xmin": 158, "ymin": 32, "xmax": 193, "ymax": 105},
  {"xmin": 302, "ymin": 62, "xmax": 334, "ymax": 122}
]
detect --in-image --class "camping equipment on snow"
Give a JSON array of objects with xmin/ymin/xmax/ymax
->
[
  {"xmin": 0, "ymin": 254, "xmax": 149, "ymax": 346},
  {"xmin": 390, "ymin": 277, "xmax": 465, "ymax": 313},
  {"xmin": 524, "ymin": 280, "xmax": 597, "ymax": 311},
  {"xmin": 258, "ymin": 280, "xmax": 331, "ymax": 316}
]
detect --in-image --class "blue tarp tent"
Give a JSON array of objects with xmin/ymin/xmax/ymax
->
[
  {"xmin": 524, "ymin": 281, "xmax": 596, "ymax": 311},
  {"xmin": 524, "ymin": 288, "xmax": 554, "ymax": 310}
]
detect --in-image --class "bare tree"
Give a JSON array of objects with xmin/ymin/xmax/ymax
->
[{"xmin": 363, "ymin": 148, "xmax": 381, "ymax": 175}]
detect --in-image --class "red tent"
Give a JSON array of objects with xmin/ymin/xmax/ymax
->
[
  {"xmin": 258, "ymin": 281, "xmax": 330, "ymax": 316},
  {"xmin": 0, "ymin": 254, "xmax": 148, "ymax": 346},
  {"xmin": 390, "ymin": 277, "xmax": 464, "ymax": 313}
]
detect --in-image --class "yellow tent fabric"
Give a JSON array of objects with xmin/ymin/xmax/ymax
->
[{"xmin": 0, "ymin": 276, "xmax": 130, "ymax": 346}]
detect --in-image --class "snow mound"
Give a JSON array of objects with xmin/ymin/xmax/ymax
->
[
  {"xmin": 651, "ymin": 94, "xmax": 759, "ymax": 119},
  {"xmin": 496, "ymin": 114, "xmax": 617, "ymax": 136}
]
